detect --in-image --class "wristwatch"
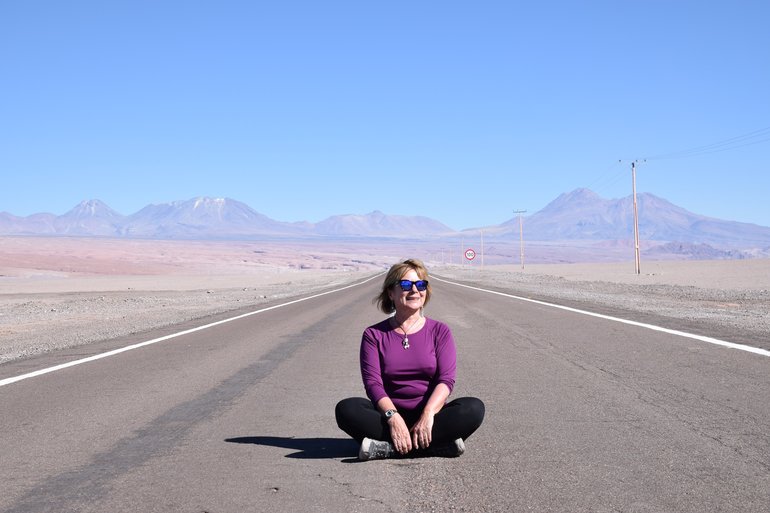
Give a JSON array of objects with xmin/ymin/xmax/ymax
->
[{"xmin": 384, "ymin": 409, "xmax": 398, "ymax": 419}]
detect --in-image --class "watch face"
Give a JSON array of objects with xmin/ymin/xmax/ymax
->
[{"xmin": 385, "ymin": 410, "xmax": 395, "ymax": 417}]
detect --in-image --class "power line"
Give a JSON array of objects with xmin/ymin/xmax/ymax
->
[
  {"xmin": 586, "ymin": 160, "xmax": 622, "ymax": 189},
  {"xmin": 643, "ymin": 126, "xmax": 770, "ymax": 161},
  {"xmin": 586, "ymin": 159, "xmax": 625, "ymax": 197}
]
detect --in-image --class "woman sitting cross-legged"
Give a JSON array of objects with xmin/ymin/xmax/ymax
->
[{"xmin": 335, "ymin": 258, "xmax": 485, "ymax": 460}]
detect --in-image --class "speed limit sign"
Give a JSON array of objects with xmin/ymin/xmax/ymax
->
[{"xmin": 465, "ymin": 248, "xmax": 476, "ymax": 261}]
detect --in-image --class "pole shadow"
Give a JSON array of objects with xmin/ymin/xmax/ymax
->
[{"xmin": 225, "ymin": 436, "xmax": 359, "ymax": 460}]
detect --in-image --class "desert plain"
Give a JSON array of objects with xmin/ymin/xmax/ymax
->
[{"xmin": 1, "ymin": 236, "xmax": 769, "ymax": 364}]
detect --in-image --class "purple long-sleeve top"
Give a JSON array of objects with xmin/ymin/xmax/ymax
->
[{"xmin": 360, "ymin": 317, "xmax": 457, "ymax": 412}]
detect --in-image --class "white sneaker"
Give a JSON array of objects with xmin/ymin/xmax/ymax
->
[{"xmin": 358, "ymin": 437, "xmax": 395, "ymax": 460}]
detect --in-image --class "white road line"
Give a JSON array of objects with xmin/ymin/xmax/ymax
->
[
  {"xmin": 0, "ymin": 274, "xmax": 383, "ymax": 388},
  {"xmin": 434, "ymin": 276, "xmax": 770, "ymax": 358}
]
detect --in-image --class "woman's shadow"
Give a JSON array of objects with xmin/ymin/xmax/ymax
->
[{"xmin": 225, "ymin": 436, "xmax": 359, "ymax": 462}]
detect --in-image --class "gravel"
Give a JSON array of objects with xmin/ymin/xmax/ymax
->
[
  {"xmin": 434, "ymin": 267, "xmax": 770, "ymax": 351},
  {"xmin": 0, "ymin": 273, "xmax": 370, "ymax": 365}
]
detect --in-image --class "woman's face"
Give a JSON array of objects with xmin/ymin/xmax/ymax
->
[{"xmin": 389, "ymin": 268, "xmax": 426, "ymax": 313}]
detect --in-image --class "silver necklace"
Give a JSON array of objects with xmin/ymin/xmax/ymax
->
[{"xmin": 397, "ymin": 316, "xmax": 422, "ymax": 349}]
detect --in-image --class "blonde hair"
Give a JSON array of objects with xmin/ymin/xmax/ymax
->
[{"xmin": 375, "ymin": 258, "xmax": 432, "ymax": 314}]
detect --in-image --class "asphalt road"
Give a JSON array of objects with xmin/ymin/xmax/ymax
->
[{"xmin": 1, "ymin": 275, "xmax": 769, "ymax": 512}]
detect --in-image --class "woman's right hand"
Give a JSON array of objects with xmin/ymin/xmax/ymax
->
[{"xmin": 388, "ymin": 414, "xmax": 412, "ymax": 454}]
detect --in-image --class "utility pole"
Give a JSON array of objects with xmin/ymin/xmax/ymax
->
[
  {"xmin": 513, "ymin": 209, "xmax": 527, "ymax": 269},
  {"xmin": 480, "ymin": 230, "xmax": 484, "ymax": 268},
  {"xmin": 631, "ymin": 161, "xmax": 641, "ymax": 275}
]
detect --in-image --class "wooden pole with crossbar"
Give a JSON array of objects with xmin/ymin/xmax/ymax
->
[
  {"xmin": 513, "ymin": 210, "xmax": 527, "ymax": 269},
  {"xmin": 632, "ymin": 162, "xmax": 641, "ymax": 275}
]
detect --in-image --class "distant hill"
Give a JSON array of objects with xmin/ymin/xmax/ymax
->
[
  {"xmin": 55, "ymin": 200, "xmax": 126, "ymax": 236},
  {"xmin": 117, "ymin": 197, "xmax": 306, "ymax": 239},
  {"xmin": 314, "ymin": 211, "xmax": 454, "ymax": 237},
  {"xmin": 485, "ymin": 188, "xmax": 770, "ymax": 248},
  {"xmin": 2, "ymin": 191, "xmax": 770, "ymax": 253}
]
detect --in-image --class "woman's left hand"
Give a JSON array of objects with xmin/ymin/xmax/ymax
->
[{"xmin": 410, "ymin": 412, "xmax": 434, "ymax": 449}]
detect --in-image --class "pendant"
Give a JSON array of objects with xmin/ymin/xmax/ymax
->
[{"xmin": 402, "ymin": 337, "xmax": 410, "ymax": 349}]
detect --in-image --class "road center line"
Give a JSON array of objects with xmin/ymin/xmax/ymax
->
[
  {"xmin": 0, "ymin": 274, "xmax": 382, "ymax": 388},
  {"xmin": 434, "ymin": 276, "xmax": 770, "ymax": 358}
]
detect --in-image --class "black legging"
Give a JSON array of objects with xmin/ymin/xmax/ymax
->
[{"xmin": 335, "ymin": 396, "xmax": 485, "ymax": 445}]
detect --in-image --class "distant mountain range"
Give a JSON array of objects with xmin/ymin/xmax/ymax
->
[
  {"xmin": 0, "ymin": 197, "xmax": 456, "ymax": 240},
  {"xmin": 2, "ymin": 190, "xmax": 770, "ymax": 253}
]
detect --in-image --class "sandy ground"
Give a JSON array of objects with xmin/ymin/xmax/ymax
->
[
  {"xmin": 1, "ymin": 237, "xmax": 768, "ymax": 364},
  {"xmin": 471, "ymin": 259, "xmax": 770, "ymax": 290},
  {"xmin": 434, "ymin": 259, "xmax": 770, "ymax": 350}
]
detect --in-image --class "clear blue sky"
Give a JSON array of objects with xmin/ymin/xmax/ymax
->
[{"xmin": 2, "ymin": 1, "xmax": 769, "ymax": 230}]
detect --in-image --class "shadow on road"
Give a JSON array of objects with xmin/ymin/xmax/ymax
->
[{"xmin": 225, "ymin": 436, "xmax": 359, "ymax": 460}]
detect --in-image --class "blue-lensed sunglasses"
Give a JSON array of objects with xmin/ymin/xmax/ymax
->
[{"xmin": 398, "ymin": 279, "xmax": 429, "ymax": 291}]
